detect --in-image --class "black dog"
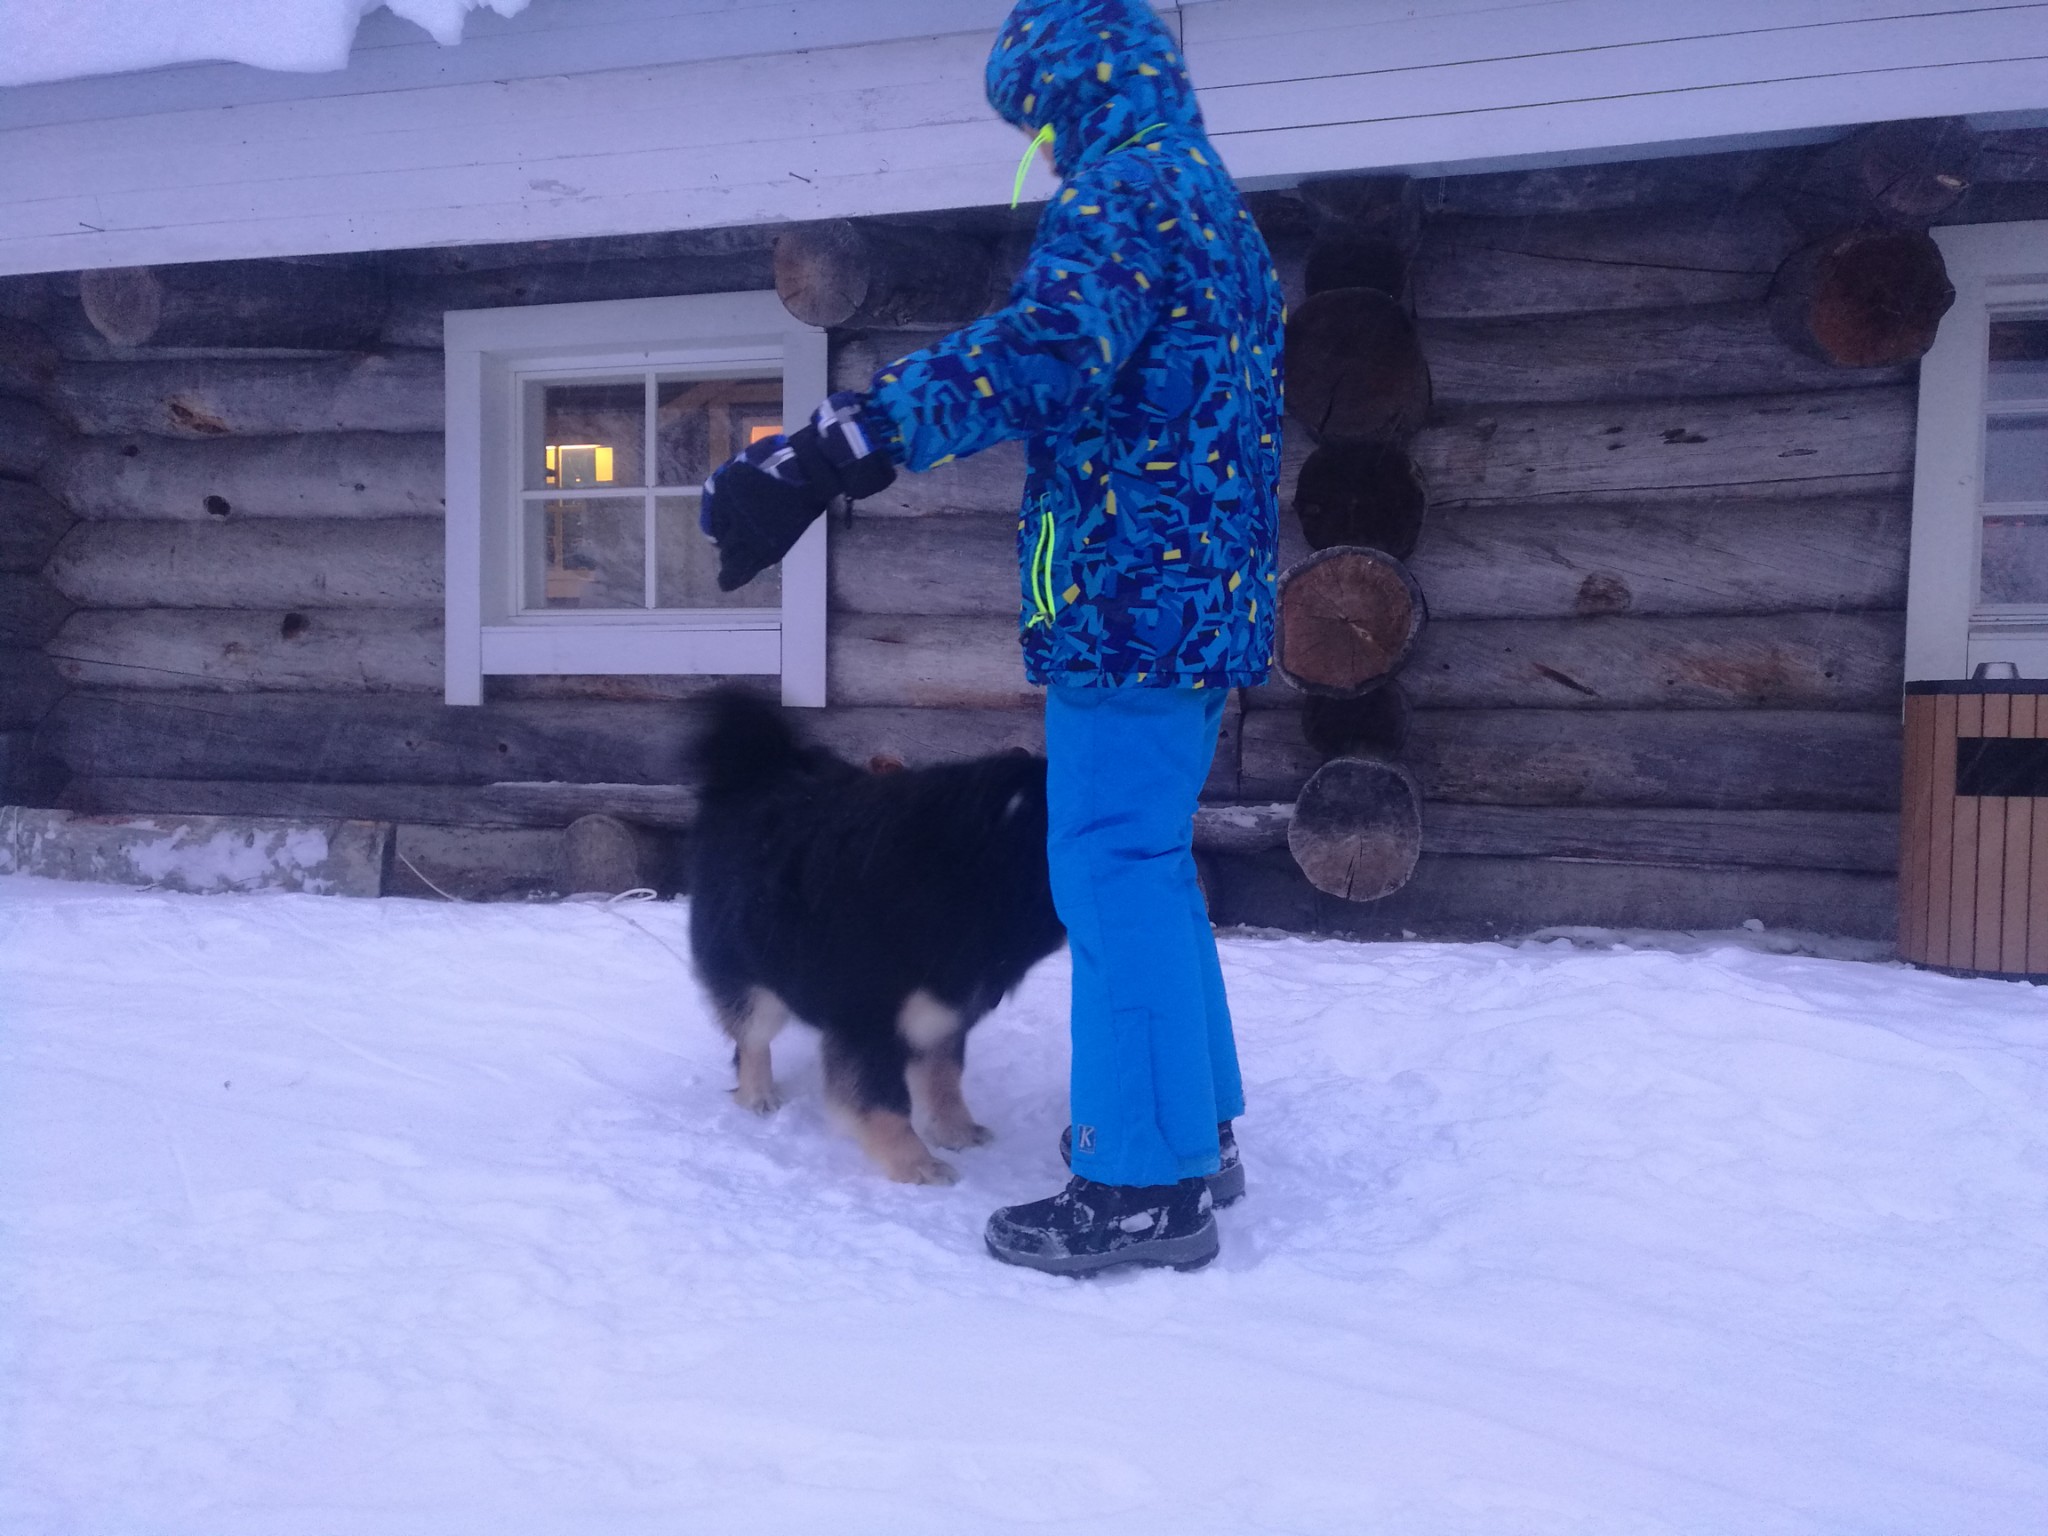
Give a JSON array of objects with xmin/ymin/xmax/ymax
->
[{"xmin": 687, "ymin": 690, "xmax": 1066, "ymax": 1184}]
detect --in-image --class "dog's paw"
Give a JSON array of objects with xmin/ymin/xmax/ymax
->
[
  {"xmin": 733, "ymin": 1083, "xmax": 783, "ymax": 1115},
  {"xmin": 893, "ymin": 1155, "xmax": 959, "ymax": 1186},
  {"xmin": 928, "ymin": 1120, "xmax": 994, "ymax": 1151}
]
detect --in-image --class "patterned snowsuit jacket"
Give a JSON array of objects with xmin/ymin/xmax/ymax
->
[{"xmin": 861, "ymin": 0, "xmax": 1285, "ymax": 689}]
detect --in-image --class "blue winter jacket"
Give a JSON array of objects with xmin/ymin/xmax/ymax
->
[{"xmin": 861, "ymin": 0, "xmax": 1284, "ymax": 689}]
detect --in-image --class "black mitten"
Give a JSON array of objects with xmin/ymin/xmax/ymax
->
[{"xmin": 700, "ymin": 392, "xmax": 896, "ymax": 592}]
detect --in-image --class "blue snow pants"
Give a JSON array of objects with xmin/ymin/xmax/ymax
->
[{"xmin": 1045, "ymin": 685, "xmax": 1246, "ymax": 1188}]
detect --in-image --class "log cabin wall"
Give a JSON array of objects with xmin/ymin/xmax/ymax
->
[{"xmin": 6, "ymin": 132, "xmax": 2047, "ymax": 922}]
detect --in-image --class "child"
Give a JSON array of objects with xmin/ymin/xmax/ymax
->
[{"xmin": 701, "ymin": 0, "xmax": 1284, "ymax": 1274}]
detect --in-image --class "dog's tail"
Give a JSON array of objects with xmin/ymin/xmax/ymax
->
[{"xmin": 691, "ymin": 687, "xmax": 810, "ymax": 799}]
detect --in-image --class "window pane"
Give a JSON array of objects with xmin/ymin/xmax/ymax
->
[
  {"xmin": 1989, "ymin": 318, "xmax": 2048, "ymax": 405},
  {"xmin": 525, "ymin": 498, "xmax": 646, "ymax": 610},
  {"xmin": 1985, "ymin": 414, "xmax": 2048, "ymax": 505},
  {"xmin": 526, "ymin": 380, "xmax": 645, "ymax": 492},
  {"xmin": 656, "ymin": 376, "xmax": 783, "ymax": 487},
  {"xmin": 1980, "ymin": 515, "xmax": 2048, "ymax": 605},
  {"xmin": 656, "ymin": 494, "xmax": 779, "ymax": 608}
]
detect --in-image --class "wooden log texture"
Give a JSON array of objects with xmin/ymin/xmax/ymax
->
[
  {"xmin": 1413, "ymin": 388, "xmax": 1915, "ymax": 505},
  {"xmin": 1405, "ymin": 495, "xmax": 1907, "ymax": 618},
  {"xmin": 1424, "ymin": 149, "xmax": 1778, "ymax": 218},
  {"xmin": 0, "ymin": 574, "xmax": 72, "ymax": 648},
  {"xmin": 1289, "ymin": 755, "xmax": 1424, "ymax": 901},
  {"xmin": 0, "ymin": 480, "xmax": 74, "ymax": 575},
  {"xmin": 1302, "ymin": 237, "xmax": 1410, "ymax": 303},
  {"xmin": 1240, "ymin": 707, "xmax": 1900, "ymax": 810},
  {"xmin": 60, "ymin": 777, "xmax": 547, "ymax": 828},
  {"xmin": 1303, "ymin": 684, "xmax": 1412, "ymax": 757},
  {"xmin": 1399, "ymin": 612, "xmax": 1902, "ymax": 711},
  {"xmin": 1976, "ymin": 129, "xmax": 2048, "ymax": 184},
  {"xmin": 831, "ymin": 496, "xmax": 1907, "ymax": 621},
  {"xmin": 0, "ymin": 318, "xmax": 59, "ymax": 402},
  {"xmin": 1294, "ymin": 443, "xmax": 1427, "ymax": 558},
  {"xmin": 49, "ymin": 517, "xmax": 444, "ymax": 608},
  {"xmin": 380, "ymin": 251, "xmax": 776, "ymax": 349},
  {"xmin": 776, "ymin": 220, "xmax": 997, "ymax": 330},
  {"xmin": 48, "ymin": 609, "xmax": 444, "ymax": 693},
  {"xmin": 79, "ymin": 261, "xmax": 389, "ymax": 350},
  {"xmin": 1786, "ymin": 119, "xmax": 1979, "ymax": 233},
  {"xmin": 1276, "ymin": 547, "xmax": 1426, "ymax": 697},
  {"xmin": 1422, "ymin": 303, "xmax": 1909, "ymax": 404},
  {"xmin": 484, "ymin": 782, "xmax": 699, "ymax": 829},
  {"xmin": 1413, "ymin": 203, "xmax": 1800, "ymax": 319},
  {"xmin": 1208, "ymin": 848, "xmax": 1895, "ymax": 942},
  {"xmin": 1, "ymin": 397, "xmax": 61, "ymax": 481},
  {"xmin": 1284, "ymin": 288, "xmax": 1430, "ymax": 444},
  {"xmin": 53, "ymin": 353, "xmax": 443, "ymax": 438},
  {"xmin": 1768, "ymin": 231, "xmax": 1956, "ymax": 369},
  {"xmin": 45, "ymin": 433, "xmax": 443, "ymax": 520},
  {"xmin": 1, "ymin": 646, "xmax": 65, "ymax": 729},
  {"xmin": 828, "ymin": 613, "xmax": 1035, "ymax": 709},
  {"xmin": 561, "ymin": 813, "xmax": 670, "ymax": 896}
]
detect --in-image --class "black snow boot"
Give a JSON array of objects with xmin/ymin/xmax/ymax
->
[
  {"xmin": 1060, "ymin": 1120, "xmax": 1246, "ymax": 1208},
  {"xmin": 985, "ymin": 1176, "xmax": 1218, "ymax": 1276}
]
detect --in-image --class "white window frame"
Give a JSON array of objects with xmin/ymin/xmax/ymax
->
[
  {"xmin": 444, "ymin": 291, "xmax": 828, "ymax": 707},
  {"xmin": 1906, "ymin": 221, "xmax": 2048, "ymax": 682}
]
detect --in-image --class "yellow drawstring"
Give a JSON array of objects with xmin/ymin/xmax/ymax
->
[{"xmin": 1012, "ymin": 124, "xmax": 1055, "ymax": 208}]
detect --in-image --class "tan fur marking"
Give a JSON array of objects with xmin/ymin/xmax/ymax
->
[
  {"xmin": 848, "ymin": 1108, "xmax": 959, "ymax": 1185},
  {"xmin": 896, "ymin": 990, "xmax": 962, "ymax": 1052},
  {"xmin": 722, "ymin": 987, "xmax": 789, "ymax": 1114},
  {"xmin": 909, "ymin": 1051, "xmax": 993, "ymax": 1151}
]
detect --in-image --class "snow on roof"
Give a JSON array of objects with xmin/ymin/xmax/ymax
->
[{"xmin": 0, "ymin": 0, "xmax": 530, "ymax": 89}]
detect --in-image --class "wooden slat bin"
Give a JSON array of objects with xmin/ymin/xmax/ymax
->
[{"xmin": 1899, "ymin": 681, "xmax": 2048, "ymax": 980}]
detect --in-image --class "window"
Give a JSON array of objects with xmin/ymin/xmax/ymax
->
[
  {"xmin": 1906, "ymin": 222, "xmax": 2048, "ymax": 681},
  {"xmin": 444, "ymin": 292, "xmax": 828, "ymax": 706}
]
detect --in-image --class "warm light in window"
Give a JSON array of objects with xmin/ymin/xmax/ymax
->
[
  {"xmin": 748, "ymin": 424, "xmax": 782, "ymax": 444},
  {"xmin": 545, "ymin": 443, "xmax": 615, "ymax": 487}
]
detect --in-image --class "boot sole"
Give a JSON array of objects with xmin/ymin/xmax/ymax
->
[{"xmin": 985, "ymin": 1217, "xmax": 1220, "ymax": 1277}]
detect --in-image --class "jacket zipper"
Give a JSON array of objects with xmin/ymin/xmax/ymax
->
[{"xmin": 1027, "ymin": 508, "xmax": 1057, "ymax": 628}]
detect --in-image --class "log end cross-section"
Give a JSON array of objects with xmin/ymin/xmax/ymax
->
[
  {"xmin": 1276, "ymin": 545, "xmax": 1427, "ymax": 698},
  {"xmin": 1288, "ymin": 755, "xmax": 1424, "ymax": 902}
]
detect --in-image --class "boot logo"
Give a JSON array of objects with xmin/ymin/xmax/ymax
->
[{"xmin": 1075, "ymin": 1125, "xmax": 1096, "ymax": 1152}]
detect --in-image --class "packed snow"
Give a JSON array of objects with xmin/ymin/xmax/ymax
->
[
  {"xmin": 4, "ymin": 874, "xmax": 2046, "ymax": 1534},
  {"xmin": 0, "ymin": 0, "xmax": 529, "ymax": 89}
]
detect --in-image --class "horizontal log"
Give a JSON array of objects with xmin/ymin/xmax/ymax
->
[
  {"xmin": 776, "ymin": 220, "xmax": 997, "ymax": 330},
  {"xmin": 1976, "ymin": 129, "xmax": 2048, "ymax": 184},
  {"xmin": 0, "ymin": 574, "xmax": 72, "ymax": 648},
  {"xmin": 0, "ymin": 318, "xmax": 58, "ymax": 401},
  {"xmin": 1, "ymin": 397, "xmax": 62, "ymax": 481},
  {"xmin": 1413, "ymin": 202, "xmax": 1800, "ymax": 319},
  {"xmin": 1, "ymin": 728, "xmax": 65, "ymax": 804},
  {"xmin": 483, "ymin": 781, "xmax": 700, "ymax": 829},
  {"xmin": 1406, "ymin": 494, "xmax": 1908, "ymax": 619},
  {"xmin": 1422, "ymin": 804, "xmax": 1898, "ymax": 872},
  {"xmin": 380, "ymin": 251, "xmax": 777, "ymax": 349},
  {"xmin": 58, "ymin": 777, "xmax": 543, "ymax": 828},
  {"xmin": 1401, "ymin": 612, "xmax": 1903, "ymax": 711},
  {"xmin": 832, "ymin": 511, "xmax": 1018, "ymax": 613},
  {"xmin": 1294, "ymin": 443, "xmax": 1427, "ymax": 558},
  {"xmin": 53, "ymin": 353, "xmax": 443, "ymax": 438},
  {"xmin": 829, "ymin": 613, "xmax": 1036, "ymax": 709},
  {"xmin": 48, "ymin": 608, "xmax": 442, "ymax": 693},
  {"xmin": 0, "ymin": 646, "xmax": 65, "ymax": 729},
  {"xmin": 1303, "ymin": 683, "xmax": 1412, "ymax": 756},
  {"xmin": 1412, "ymin": 388, "xmax": 1915, "ymax": 505},
  {"xmin": 49, "ymin": 517, "xmax": 444, "ymax": 608},
  {"xmin": 1422, "ymin": 303, "xmax": 1908, "ymax": 405},
  {"xmin": 35, "ymin": 691, "xmax": 1035, "ymax": 786},
  {"xmin": 835, "ymin": 495, "xmax": 1909, "ymax": 622},
  {"xmin": 44, "ymin": 432, "xmax": 443, "ymax": 520},
  {"xmin": 1240, "ymin": 707, "xmax": 1900, "ymax": 810},
  {"xmin": 379, "ymin": 226, "xmax": 783, "ymax": 279},
  {"xmin": 1207, "ymin": 848, "xmax": 1894, "ymax": 942},
  {"xmin": 1785, "ymin": 119, "xmax": 1978, "ymax": 233},
  {"xmin": 1285, "ymin": 287, "xmax": 1431, "ymax": 443},
  {"xmin": 1423, "ymin": 148, "xmax": 1778, "ymax": 219},
  {"xmin": 1188, "ymin": 802, "xmax": 1900, "ymax": 873},
  {"xmin": 79, "ymin": 261, "xmax": 388, "ymax": 350}
]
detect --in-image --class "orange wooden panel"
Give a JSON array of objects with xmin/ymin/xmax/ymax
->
[
  {"xmin": 1950, "ymin": 792, "xmax": 1981, "ymax": 968},
  {"xmin": 2013, "ymin": 694, "xmax": 2040, "ymax": 738},
  {"xmin": 1975, "ymin": 797, "xmax": 2007, "ymax": 972},
  {"xmin": 2031, "ymin": 795, "xmax": 2048, "ymax": 974},
  {"xmin": 1927, "ymin": 694, "xmax": 1959, "ymax": 968},
  {"xmin": 2002, "ymin": 797, "xmax": 2032, "ymax": 975},
  {"xmin": 1899, "ymin": 695, "xmax": 1935, "ymax": 964},
  {"xmin": 1958, "ymin": 694, "xmax": 1986, "ymax": 737},
  {"xmin": 1984, "ymin": 693, "xmax": 2013, "ymax": 739}
]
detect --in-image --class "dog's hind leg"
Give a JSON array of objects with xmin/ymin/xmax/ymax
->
[
  {"xmin": 821, "ymin": 1032, "xmax": 957, "ymax": 1185},
  {"xmin": 908, "ymin": 1027, "xmax": 993, "ymax": 1151},
  {"xmin": 715, "ymin": 986, "xmax": 790, "ymax": 1114}
]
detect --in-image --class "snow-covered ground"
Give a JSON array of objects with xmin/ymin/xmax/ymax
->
[{"xmin": 4, "ymin": 875, "xmax": 2046, "ymax": 1535}]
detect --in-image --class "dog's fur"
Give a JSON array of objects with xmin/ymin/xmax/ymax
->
[{"xmin": 687, "ymin": 690, "xmax": 1065, "ymax": 1183}]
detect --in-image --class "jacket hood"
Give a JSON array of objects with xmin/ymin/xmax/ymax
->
[{"xmin": 986, "ymin": 0, "xmax": 1202, "ymax": 178}]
